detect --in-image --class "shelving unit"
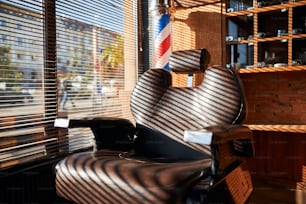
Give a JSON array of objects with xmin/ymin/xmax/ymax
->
[{"xmin": 223, "ymin": 0, "xmax": 306, "ymax": 73}]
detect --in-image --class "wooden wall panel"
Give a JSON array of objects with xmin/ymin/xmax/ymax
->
[{"xmin": 172, "ymin": 3, "xmax": 223, "ymax": 66}]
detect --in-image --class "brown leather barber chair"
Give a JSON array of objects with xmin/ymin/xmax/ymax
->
[{"xmin": 54, "ymin": 49, "xmax": 254, "ymax": 204}]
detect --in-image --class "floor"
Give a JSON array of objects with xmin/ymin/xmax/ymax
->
[
  {"xmin": 51, "ymin": 180, "xmax": 305, "ymax": 204},
  {"xmin": 50, "ymin": 182, "xmax": 305, "ymax": 204},
  {"xmin": 248, "ymin": 179, "xmax": 306, "ymax": 204},
  {"xmin": 1, "ymin": 165, "xmax": 305, "ymax": 204}
]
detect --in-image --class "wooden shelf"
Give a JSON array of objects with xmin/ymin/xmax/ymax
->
[
  {"xmin": 226, "ymin": 10, "xmax": 254, "ymax": 17},
  {"xmin": 226, "ymin": 34, "xmax": 306, "ymax": 45},
  {"xmin": 226, "ymin": 40, "xmax": 254, "ymax": 45},
  {"xmin": 238, "ymin": 65, "xmax": 306, "ymax": 73},
  {"xmin": 292, "ymin": 33, "xmax": 306, "ymax": 39},
  {"xmin": 245, "ymin": 124, "xmax": 306, "ymax": 133},
  {"xmin": 224, "ymin": 0, "xmax": 306, "ymax": 73},
  {"xmin": 226, "ymin": 1, "xmax": 306, "ymax": 17}
]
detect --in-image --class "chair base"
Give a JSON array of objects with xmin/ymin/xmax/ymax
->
[
  {"xmin": 185, "ymin": 160, "xmax": 253, "ymax": 204},
  {"xmin": 209, "ymin": 160, "xmax": 253, "ymax": 204}
]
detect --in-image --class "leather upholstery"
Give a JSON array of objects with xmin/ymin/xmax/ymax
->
[
  {"xmin": 55, "ymin": 63, "xmax": 252, "ymax": 204},
  {"xmin": 56, "ymin": 150, "xmax": 211, "ymax": 204},
  {"xmin": 131, "ymin": 66, "xmax": 246, "ymax": 156},
  {"xmin": 169, "ymin": 49, "xmax": 209, "ymax": 72}
]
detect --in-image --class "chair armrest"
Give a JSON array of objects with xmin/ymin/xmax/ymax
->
[
  {"xmin": 55, "ymin": 117, "xmax": 132, "ymax": 128},
  {"xmin": 184, "ymin": 125, "xmax": 254, "ymax": 157},
  {"xmin": 210, "ymin": 125, "xmax": 254, "ymax": 157},
  {"xmin": 184, "ymin": 125, "xmax": 254, "ymax": 173},
  {"xmin": 55, "ymin": 117, "xmax": 135, "ymax": 150}
]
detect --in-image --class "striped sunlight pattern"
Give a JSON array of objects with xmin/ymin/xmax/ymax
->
[
  {"xmin": 55, "ymin": 66, "xmax": 247, "ymax": 203},
  {"xmin": 174, "ymin": 0, "xmax": 217, "ymax": 8},
  {"xmin": 56, "ymin": 150, "xmax": 210, "ymax": 204},
  {"xmin": 169, "ymin": 49, "xmax": 209, "ymax": 72},
  {"xmin": 131, "ymin": 65, "xmax": 245, "ymax": 154}
]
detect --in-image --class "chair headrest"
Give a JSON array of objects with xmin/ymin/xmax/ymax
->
[{"xmin": 169, "ymin": 48, "xmax": 210, "ymax": 72}]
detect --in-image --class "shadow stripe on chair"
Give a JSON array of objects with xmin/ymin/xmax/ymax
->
[
  {"xmin": 56, "ymin": 156, "xmax": 95, "ymax": 203},
  {"xmin": 55, "ymin": 64, "xmax": 253, "ymax": 204}
]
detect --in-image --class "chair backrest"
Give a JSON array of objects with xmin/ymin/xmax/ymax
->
[
  {"xmin": 130, "ymin": 64, "xmax": 246, "ymax": 160},
  {"xmin": 169, "ymin": 48, "xmax": 209, "ymax": 72}
]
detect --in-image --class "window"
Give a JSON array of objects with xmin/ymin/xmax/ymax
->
[
  {"xmin": 0, "ymin": 19, "xmax": 7, "ymax": 26},
  {"xmin": 0, "ymin": 0, "xmax": 46, "ymax": 169},
  {"xmin": 56, "ymin": 0, "xmax": 138, "ymax": 152},
  {"xmin": 17, "ymin": 37, "xmax": 22, "ymax": 45},
  {"xmin": 16, "ymin": 23, "xmax": 22, "ymax": 29},
  {"xmin": 17, "ymin": 53, "xmax": 22, "ymax": 60},
  {"xmin": 0, "ymin": 0, "xmax": 138, "ymax": 169},
  {"xmin": 1, "ymin": 35, "xmax": 7, "ymax": 43}
]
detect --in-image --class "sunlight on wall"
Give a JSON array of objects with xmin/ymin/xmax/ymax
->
[{"xmin": 172, "ymin": 3, "xmax": 223, "ymax": 65}]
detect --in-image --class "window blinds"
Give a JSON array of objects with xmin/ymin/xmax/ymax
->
[
  {"xmin": 0, "ymin": 0, "xmax": 49, "ymax": 169},
  {"xmin": 55, "ymin": 0, "xmax": 138, "ymax": 153},
  {"xmin": 0, "ymin": 0, "xmax": 138, "ymax": 170}
]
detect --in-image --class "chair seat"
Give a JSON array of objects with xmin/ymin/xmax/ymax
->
[{"xmin": 56, "ymin": 150, "xmax": 212, "ymax": 204}]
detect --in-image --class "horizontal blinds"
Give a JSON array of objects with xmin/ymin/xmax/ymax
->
[
  {"xmin": 55, "ymin": 0, "xmax": 137, "ymax": 152},
  {"xmin": 0, "ymin": 0, "xmax": 138, "ymax": 170},
  {"xmin": 174, "ymin": 0, "xmax": 217, "ymax": 8},
  {"xmin": 0, "ymin": 0, "xmax": 53, "ymax": 169}
]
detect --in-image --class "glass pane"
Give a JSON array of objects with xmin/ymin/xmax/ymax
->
[
  {"xmin": 55, "ymin": 0, "xmax": 138, "ymax": 152},
  {"xmin": 0, "ymin": 1, "xmax": 44, "ymax": 112},
  {"xmin": 0, "ymin": 0, "xmax": 47, "ymax": 168}
]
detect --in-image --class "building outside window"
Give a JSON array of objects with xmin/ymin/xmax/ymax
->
[
  {"xmin": 1, "ymin": 34, "xmax": 7, "ymax": 42},
  {"xmin": 0, "ymin": 19, "xmax": 7, "ymax": 26},
  {"xmin": 16, "ymin": 23, "xmax": 22, "ymax": 29},
  {"xmin": 17, "ymin": 37, "xmax": 22, "ymax": 45},
  {"xmin": 0, "ymin": 0, "xmax": 138, "ymax": 168}
]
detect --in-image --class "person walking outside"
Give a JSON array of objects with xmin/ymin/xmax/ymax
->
[{"xmin": 59, "ymin": 73, "xmax": 76, "ymax": 110}]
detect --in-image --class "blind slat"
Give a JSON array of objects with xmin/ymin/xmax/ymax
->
[
  {"xmin": 0, "ymin": 0, "xmax": 137, "ymax": 169},
  {"xmin": 0, "ymin": 0, "xmax": 50, "ymax": 169}
]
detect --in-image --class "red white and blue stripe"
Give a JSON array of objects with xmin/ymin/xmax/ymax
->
[{"xmin": 153, "ymin": 12, "xmax": 171, "ymax": 71}]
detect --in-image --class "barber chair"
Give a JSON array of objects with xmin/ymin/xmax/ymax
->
[{"xmin": 54, "ymin": 49, "xmax": 254, "ymax": 204}]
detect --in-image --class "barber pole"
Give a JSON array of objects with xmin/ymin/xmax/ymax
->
[{"xmin": 151, "ymin": 0, "xmax": 173, "ymax": 70}]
